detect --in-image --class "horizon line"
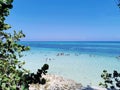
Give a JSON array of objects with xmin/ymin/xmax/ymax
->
[{"xmin": 20, "ymin": 40, "xmax": 120, "ymax": 42}]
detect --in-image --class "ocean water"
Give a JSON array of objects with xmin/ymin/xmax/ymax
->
[{"xmin": 20, "ymin": 41, "xmax": 120, "ymax": 86}]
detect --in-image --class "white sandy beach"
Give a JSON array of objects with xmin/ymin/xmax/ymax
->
[{"xmin": 29, "ymin": 74, "xmax": 107, "ymax": 90}]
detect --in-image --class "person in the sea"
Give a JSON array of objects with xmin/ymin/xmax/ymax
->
[{"xmin": 57, "ymin": 53, "xmax": 64, "ymax": 56}]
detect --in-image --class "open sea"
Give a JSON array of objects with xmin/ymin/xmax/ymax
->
[{"xmin": 20, "ymin": 41, "xmax": 120, "ymax": 86}]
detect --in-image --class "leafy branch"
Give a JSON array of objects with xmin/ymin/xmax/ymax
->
[
  {"xmin": 99, "ymin": 70, "xmax": 120, "ymax": 90},
  {"xmin": 0, "ymin": 0, "xmax": 49, "ymax": 90}
]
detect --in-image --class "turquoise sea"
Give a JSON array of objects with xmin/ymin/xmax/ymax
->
[{"xmin": 20, "ymin": 41, "xmax": 120, "ymax": 86}]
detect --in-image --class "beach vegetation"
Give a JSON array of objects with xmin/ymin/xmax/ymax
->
[
  {"xmin": 99, "ymin": 70, "xmax": 120, "ymax": 90},
  {"xmin": 0, "ymin": 0, "xmax": 48, "ymax": 90}
]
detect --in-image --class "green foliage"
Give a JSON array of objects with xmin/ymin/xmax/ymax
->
[
  {"xmin": 99, "ymin": 70, "xmax": 120, "ymax": 90},
  {"xmin": 0, "ymin": 0, "xmax": 49, "ymax": 90}
]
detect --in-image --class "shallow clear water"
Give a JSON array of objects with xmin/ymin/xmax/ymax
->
[{"xmin": 20, "ymin": 41, "xmax": 120, "ymax": 86}]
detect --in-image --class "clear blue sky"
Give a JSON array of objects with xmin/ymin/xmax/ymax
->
[{"xmin": 6, "ymin": 0, "xmax": 120, "ymax": 41}]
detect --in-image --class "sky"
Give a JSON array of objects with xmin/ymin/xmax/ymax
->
[{"xmin": 6, "ymin": 0, "xmax": 120, "ymax": 41}]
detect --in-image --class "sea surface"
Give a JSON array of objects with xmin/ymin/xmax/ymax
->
[{"xmin": 20, "ymin": 41, "xmax": 120, "ymax": 86}]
